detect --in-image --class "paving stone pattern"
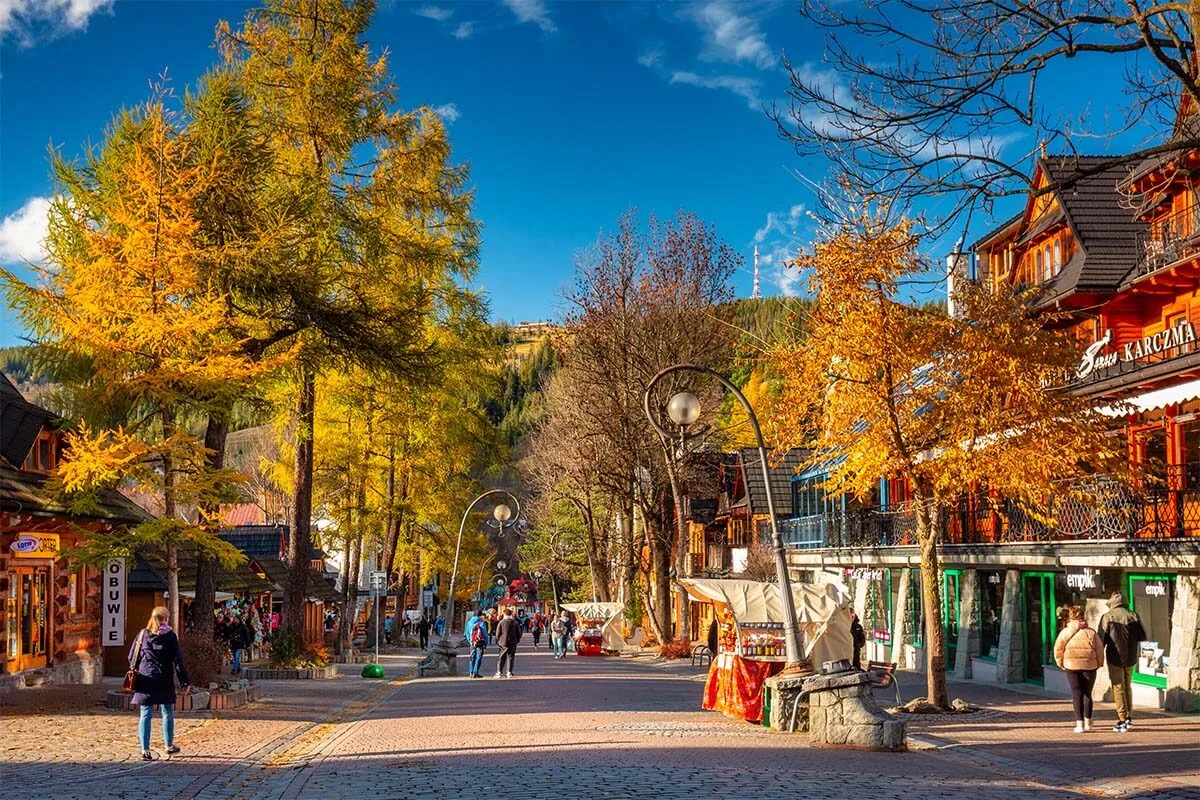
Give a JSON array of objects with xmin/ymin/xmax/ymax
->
[{"xmin": 3, "ymin": 646, "xmax": 1198, "ymax": 800}]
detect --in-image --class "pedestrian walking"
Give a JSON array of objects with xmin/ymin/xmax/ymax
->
[
  {"xmin": 531, "ymin": 615, "xmax": 542, "ymax": 648},
  {"xmin": 418, "ymin": 615, "xmax": 431, "ymax": 650},
  {"xmin": 466, "ymin": 611, "xmax": 488, "ymax": 678},
  {"xmin": 1053, "ymin": 605, "xmax": 1105, "ymax": 733},
  {"xmin": 850, "ymin": 611, "xmax": 866, "ymax": 671},
  {"xmin": 129, "ymin": 606, "xmax": 190, "ymax": 760},
  {"xmin": 1099, "ymin": 591, "xmax": 1147, "ymax": 732},
  {"xmin": 551, "ymin": 610, "xmax": 570, "ymax": 659},
  {"xmin": 228, "ymin": 615, "xmax": 251, "ymax": 675},
  {"xmin": 434, "ymin": 614, "xmax": 446, "ymax": 638},
  {"xmin": 494, "ymin": 607, "xmax": 521, "ymax": 678}
]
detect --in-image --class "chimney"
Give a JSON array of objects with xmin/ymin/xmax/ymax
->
[{"xmin": 946, "ymin": 236, "xmax": 970, "ymax": 319}]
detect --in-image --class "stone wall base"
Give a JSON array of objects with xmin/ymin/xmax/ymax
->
[
  {"xmin": 0, "ymin": 656, "xmax": 104, "ymax": 693},
  {"xmin": 106, "ymin": 683, "xmax": 262, "ymax": 712},
  {"xmin": 243, "ymin": 665, "xmax": 337, "ymax": 680}
]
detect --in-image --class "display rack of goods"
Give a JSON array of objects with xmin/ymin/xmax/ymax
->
[{"xmin": 737, "ymin": 622, "xmax": 785, "ymax": 660}]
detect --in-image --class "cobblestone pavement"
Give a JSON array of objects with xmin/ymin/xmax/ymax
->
[{"xmin": 3, "ymin": 646, "xmax": 1197, "ymax": 800}]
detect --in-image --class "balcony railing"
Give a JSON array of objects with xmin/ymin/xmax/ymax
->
[
  {"xmin": 782, "ymin": 465, "xmax": 1200, "ymax": 548},
  {"xmin": 1135, "ymin": 204, "xmax": 1200, "ymax": 278}
]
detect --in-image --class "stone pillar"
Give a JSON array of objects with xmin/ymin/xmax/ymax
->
[
  {"xmin": 1166, "ymin": 575, "xmax": 1200, "ymax": 713},
  {"xmin": 954, "ymin": 569, "xmax": 981, "ymax": 680},
  {"xmin": 890, "ymin": 568, "xmax": 910, "ymax": 667},
  {"xmin": 996, "ymin": 569, "xmax": 1024, "ymax": 683}
]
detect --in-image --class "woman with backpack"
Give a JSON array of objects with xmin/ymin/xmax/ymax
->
[
  {"xmin": 129, "ymin": 606, "xmax": 190, "ymax": 760},
  {"xmin": 1053, "ymin": 605, "xmax": 1105, "ymax": 733},
  {"xmin": 467, "ymin": 612, "xmax": 489, "ymax": 678}
]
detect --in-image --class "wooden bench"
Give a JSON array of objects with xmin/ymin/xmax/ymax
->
[
  {"xmin": 691, "ymin": 644, "xmax": 713, "ymax": 668},
  {"xmin": 867, "ymin": 660, "xmax": 903, "ymax": 706}
]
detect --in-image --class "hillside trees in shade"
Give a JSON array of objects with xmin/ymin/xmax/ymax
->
[{"xmin": 766, "ymin": 215, "xmax": 1129, "ymax": 707}]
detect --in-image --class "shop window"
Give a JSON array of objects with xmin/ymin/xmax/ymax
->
[
  {"xmin": 906, "ymin": 569, "xmax": 924, "ymax": 647},
  {"xmin": 978, "ymin": 571, "xmax": 1005, "ymax": 659},
  {"xmin": 863, "ymin": 572, "xmax": 892, "ymax": 644},
  {"xmin": 1128, "ymin": 575, "xmax": 1175, "ymax": 687},
  {"xmin": 1053, "ymin": 569, "xmax": 1112, "ymax": 635}
]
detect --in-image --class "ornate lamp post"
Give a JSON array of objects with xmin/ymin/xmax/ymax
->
[
  {"xmin": 643, "ymin": 364, "xmax": 808, "ymax": 673},
  {"xmin": 419, "ymin": 488, "xmax": 520, "ymax": 676}
]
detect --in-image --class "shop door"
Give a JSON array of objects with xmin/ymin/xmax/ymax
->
[
  {"xmin": 1022, "ymin": 573, "xmax": 1055, "ymax": 683},
  {"xmin": 942, "ymin": 571, "xmax": 962, "ymax": 668},
  {"xmin": 6, "ymin": 566, "xmax": 50, "ymax": 673}
]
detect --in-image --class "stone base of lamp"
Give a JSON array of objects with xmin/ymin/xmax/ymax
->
[
  {"xmin": 417, "ymin": 641, "xmax": 459, "ymax": 677},
  {"xmin": 801, "ymin": 671, "xmax": 906, "ymax": 751}
]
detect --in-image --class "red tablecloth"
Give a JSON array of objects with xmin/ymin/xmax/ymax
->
[{"xmin": 702, "ymin": 652, "xmax": 783, "ymax": 723}]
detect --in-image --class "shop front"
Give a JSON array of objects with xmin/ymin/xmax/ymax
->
[
  {"xmin": 1127, "ymin": 573, "xmax": 1175, "ymax": 690},
  {"xmin": 4, "ymin": 536, "xmax": 54, "ymax": 675}
]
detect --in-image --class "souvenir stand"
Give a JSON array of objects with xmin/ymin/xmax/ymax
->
[
  {"xmin": 681, "ymin": 579, "xmax": 853, "ymax": 724},
  {"xmin": 560, "ymin": 602, "xmax": 625, "ymax": 656}
]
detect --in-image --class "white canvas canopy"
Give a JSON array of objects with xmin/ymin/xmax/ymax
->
[
  {"xmin": 561, "ymin": 601, "xmax": 626, "ymax": 652},
  {"xmin": 679, "ymin": 578, "xmax": 852, "ymax": 665}
]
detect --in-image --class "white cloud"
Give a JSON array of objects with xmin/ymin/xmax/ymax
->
[
  {"xmin": 0, "ymin": 197, "xmax": 51, "ymax": 264},
  {"xmin": 670, "ymin": 70, "xmax": 761, "ymax": 110},
  {"xmin": 638, "ymin": 49, "xmax": 663, "ymax": 69},
  {"xmin": 0, "ymin": 0, "xmax": 111, "ymax": 43},
  {"xmin": 751, "ymin": 204, "xmax": 811, "ymax": 296},
  {"xmin": 413, "ymin": 5, "xmax": 453, "ymax": 21},
  {"xmin": 433, "ymin": 103, "xmax": 460, "ymax": 123},
  {"xmin": 453, "ymin": 20, "xmax": 475, "ymax": 39},
  {"xmin": 503, "ymin": 0, "xmax": 555, "ymax": 32},
  {"xmin": 683, "ymin": 2, "xmax": 774, "ymax": 70}
]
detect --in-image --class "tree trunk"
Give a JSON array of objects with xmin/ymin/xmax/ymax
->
[
  {"xmin": 285, "ymin": 364, "xmax": 316, "ymax": 639},
  {"xmin": 643, "ymin": 518, "xmax": 672, "ymax": 645},
  {"xmin": 190, "ymin": 408, "xmax": 230, "ymax": 636},
  {"xmin": 620, "ymin": 493, "xmax": 636, "ymax": 607},
  {"xmin": 664, "ymin": 451, "xmax": 691, "ymax": 641},
  {"xmin": 161, "ymin": 406, "xmax": 181, "ymax": 635},
  {"xmin": 914, "ymin": 477, "xmax": 949, "ymax": 709}
]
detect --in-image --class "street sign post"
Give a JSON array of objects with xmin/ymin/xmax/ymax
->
[{"xmin": 371, "ymin": 572, "xmax": 387, "ymax": 673}]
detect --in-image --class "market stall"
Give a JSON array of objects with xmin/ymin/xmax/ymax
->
[
  {"xmin": 560, "ymin": 602, "xmax": 625, "ymax": 656},
  {"xmin": 681, "ymin": 578, "xmax": 853, "ymax": 723}
]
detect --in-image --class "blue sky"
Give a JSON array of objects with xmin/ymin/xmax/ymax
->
[{"xmin": 0, "ymin": 0, "xmax": 1152, "ymax": 348}]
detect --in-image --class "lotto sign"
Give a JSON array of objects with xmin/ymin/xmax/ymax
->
[{"xmin": 102, "ymin": 558, "xmax": 127, "ymax": 646}]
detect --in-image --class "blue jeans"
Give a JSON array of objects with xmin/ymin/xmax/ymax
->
[
  {"xmin": 552, "ymin": 634, "xmax": 564, "ymax": 657},
  {"xmin": 232, "ymin": 648, "xmax": 244, "ymax": 674},
  {"xmin": 469, "ymin": 645, "xmax": 485, "ymax": 676},
  {"xmin": 138, "ymin": 703, "xmax": 175, "ymax": 752}
]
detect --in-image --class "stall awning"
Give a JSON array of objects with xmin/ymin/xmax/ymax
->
[
  {"xmin": 679, "ymin": 578, "xmax": 842, "ymax": 624},
  {"xmin": 1097, "ymin": 378, "xmax": 1200, "ymax": 417}
]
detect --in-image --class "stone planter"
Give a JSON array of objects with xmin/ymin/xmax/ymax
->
[
  {"xmin": 332, "ymin": 653, "xmax": 377, "ymax": 665},
  {"xmin": 106, "ymin": 685, "xmax": 252, "ymax": 712},
  {"xmin": 243, "ymin": 665, "xmax": 337, "ymax": 680}
]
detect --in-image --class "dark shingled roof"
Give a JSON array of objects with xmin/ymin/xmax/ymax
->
[
  {"xmin": 1034, "ymin": 156, "xmax": 1147, "ymax": 296},
  {"xmin": 0, "ymin": 459, "xmax": 150, "ymax": 524},
  {"xmin": 738, "ymin": 448, "xmax": 808, "ymax": 517},
  {"xmin": 218, "ymin": 525, "xmax": 336, "ymax": 601},
  {"xmin": 0, "ymin": 372, "xmax": 54, "ymax": 469}
]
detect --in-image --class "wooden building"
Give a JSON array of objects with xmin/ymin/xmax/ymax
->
[{"xmin": 0, "ymin": 374, "xmax": 148, "ymax": 689}]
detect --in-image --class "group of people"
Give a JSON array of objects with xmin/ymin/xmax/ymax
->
[
  {"xmin": 462, "ymin": 607, "xmax": 576, "ymax": 677},
  {"xmin": 1053, "ymin": 591, "xmax": 1147, "ymax": 733}
]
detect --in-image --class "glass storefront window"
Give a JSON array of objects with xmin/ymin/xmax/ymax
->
[
  {"xmin": 1053, "ymin": 570, "xmax": 1112, "ymax": 636},
  {"xmin": 1128, "ymin": 574, "xmax": 1175, "ymax": 687},
  {"xmin": 862, "ymin": 572, "xmax": 891, "ymax": 644},
  {"xmin": 978, "ymin": 571, "xmax": 1004, "ymax": 660},
  {"xmin": 907, "ymin": 569, "xmax": 924, "ymax": 648}
]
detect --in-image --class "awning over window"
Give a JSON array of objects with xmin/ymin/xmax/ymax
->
[{"xmin": 1097, "ymin": 378, "xmax": 1200, "ymax": 417}]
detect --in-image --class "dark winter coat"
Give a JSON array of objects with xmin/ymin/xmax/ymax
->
[
  {"xmin": 229, "ymin": 622, "xmax": 251, "ymax": 650},
  {"xmin": 128, "ymin": 627, "xmax": 190, "ymax": 707},
  {"xmin": 496, "ymin": 616, "xmax": 522, "ymax": 648},
  {"xmin": 1098, "ymin": 593, "xmax": 1147, "ymax": 668}
]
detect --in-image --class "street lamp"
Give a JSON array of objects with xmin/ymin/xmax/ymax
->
[
  {"xmin": 644, "ymin": 364, "xmax": 808, "ymax": 674},
  {"xmin": 422, "ymin": 488, "xmax": 521, "ymax": 677}
]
